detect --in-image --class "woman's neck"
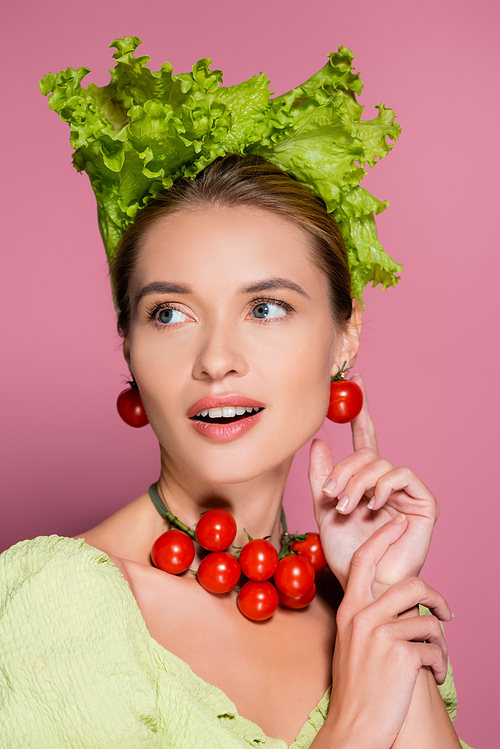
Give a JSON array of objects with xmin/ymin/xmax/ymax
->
[{"xmin": 157, "ymin": 451, "xmax": 294, "ymax": 551}]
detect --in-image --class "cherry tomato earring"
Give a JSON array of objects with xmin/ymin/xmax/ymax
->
[
  {"xmin": 326, "ymin": 362, "xmax": 363, "ymax": 423},
  {"xmin": 116, "ymin": 377, "xmax": 149, "ymax": 427}
]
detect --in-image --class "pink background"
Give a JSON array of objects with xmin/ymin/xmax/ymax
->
[{"xmin": 2, "ymin": 1, "xmax": 498, "ymax": 745}]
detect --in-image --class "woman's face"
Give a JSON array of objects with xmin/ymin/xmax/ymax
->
[{"xmin": 125, "ymin": 205, "xmax": 359, "ymax": 485}]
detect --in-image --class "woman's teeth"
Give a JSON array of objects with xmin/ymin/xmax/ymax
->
[{"xmin": 194, "ymin": 406, "xmax": 263, "ymax": 419}]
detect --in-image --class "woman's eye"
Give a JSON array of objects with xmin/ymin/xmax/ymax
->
[
  {"xmin": 251, "ymin": 302, "xmax": 287, "ymax": 320},
  {"xmin": 157, "ymin": 307, "xmax": 189, "ymax": 324}
]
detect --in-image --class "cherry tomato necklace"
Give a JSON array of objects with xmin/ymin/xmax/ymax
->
[{"xmin": 148, "ymin": 483, "xmax": 327, "ymax": 621}]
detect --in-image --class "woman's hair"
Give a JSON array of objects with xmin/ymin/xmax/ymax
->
[{"xmin": 111, "ymin": 154, "xmax": 352, "ymax": 337}]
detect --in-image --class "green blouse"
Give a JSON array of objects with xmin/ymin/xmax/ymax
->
[{"xmin": 0, "ymin": 535, "xmax": 471, "ymax": 748}]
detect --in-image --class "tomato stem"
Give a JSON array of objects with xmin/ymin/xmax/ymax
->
[
  {"xmin": 166, "ymin": 512, "xmax": 197, "ymax": 540},
  {"xmin": 330, "ymin": 360, "xmax": 351, "ymax": 382},
  {"xmin": 148, "ymin": 483, "xmax": 197, "ymax": 540},
  {"xmin": 280, "ymin": 506, "xmax": 288, "ymax": 535},
  {"xmin": 279, "ymin": 507, "xmax": 307, "ymax": 559}
]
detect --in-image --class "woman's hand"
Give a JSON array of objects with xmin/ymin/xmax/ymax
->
[
  {"xmin": 323, "ymin": 515, "xmax": 452, "ymax": 749},
  {"xmin": 309, "ymin": 375, "xmax": 439, "ymax": 595}
]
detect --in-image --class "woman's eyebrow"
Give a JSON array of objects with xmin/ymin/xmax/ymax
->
[
  {"xmin": 238, "ymin": 278, "xmax": 310, "ymax": 299},
  {"xmin": 134, "ymin": 278, "xmax": 310, "ymax": 308},
  {"xmin": 134, "ymin": 281, "xmax": 193, "ymax": 307}
]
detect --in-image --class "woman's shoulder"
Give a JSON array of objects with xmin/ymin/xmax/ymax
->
[
  {"xmin": 2, "ymin": 532, "xmax": 111, "ymax": 569},
  {"xmin": 0, "ymin": 534, "xmax": 153, "ymax": 657},
  {"xmin": 0, "ymin": 535, "xmax": 161, "ymax": 746},
  {"xmin": 0, "ymin": 534, "xmax": 127, "ymax": 598}
]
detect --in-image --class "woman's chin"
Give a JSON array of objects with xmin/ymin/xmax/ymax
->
[
  {"xmin": 187, "ymin": 453, "xmax": 291, "ymax": 487},
  {"xmin": 158, "ymin": 438, "xmax": 293, "ymax": 488},
  {"xmin": 155, "ymin": 408, "xmax": 325, "ymax": 486}
]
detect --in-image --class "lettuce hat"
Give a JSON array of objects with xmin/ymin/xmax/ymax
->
[{"xmin": 40, "ymin": 37, "xmax": 402, "ymax": 304}]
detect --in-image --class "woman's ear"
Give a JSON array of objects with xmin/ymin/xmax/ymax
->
[
  {"xmin": 331, "ymin": 298, "xmax": 362, "ymax": 376},
  {"xmin": 123, "ymin": 338, "xmax": 131, "ymax": 367}
]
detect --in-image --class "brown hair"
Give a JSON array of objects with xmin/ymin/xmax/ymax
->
[{"xmin": 111, "ymin": 154, "xmax": 352, "ymax": 337}]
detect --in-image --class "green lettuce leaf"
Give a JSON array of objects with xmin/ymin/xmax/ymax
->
[
  {"xmin": 334, "ymin": 187, "xmax": 402, "ymax": 301},
  {"xmin": 40, "ymin": 38, "xmax": 402, "ymax": 304}
]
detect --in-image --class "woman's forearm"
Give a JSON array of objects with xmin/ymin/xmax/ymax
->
[
  {"xmin": 391, "ymin": 667, "xmax": 461, "ymax": 748},
  {"xmin": 308, "ymin": 668, "xmax": 461, "ymax": 749},
  {"xmin": 308, "ymin": 667, "xmax": 461, "ymax": 749}
]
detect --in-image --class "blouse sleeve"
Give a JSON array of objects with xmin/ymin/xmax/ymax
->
[
  {"xmin": 0, "ymin": 535, "xmax": 161, "ymax": 749},
  {"xmin": 420, "ymin": 606, "xmax": 473, "ymax": 749}
]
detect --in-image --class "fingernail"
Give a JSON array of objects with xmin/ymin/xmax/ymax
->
[
  {"xmin": 337, "ymin": 494, "xmax": 349, "ymax": 512},
  {"xmin": 392, "ymin": 513, "xmax": 406, "ymax": 524},
  {"xmin": 322, "ymin": 477, "xmax": 336, "ymax": 495},
  {"xmin": 451, "ymin": 612, "xmax": 455, "ymax": 618},
  {"xmin": 367, "ymin": 498, "xmax": 375, "ymax": 510}
]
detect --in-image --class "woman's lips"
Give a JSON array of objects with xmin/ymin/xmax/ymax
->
[
  {"xmin": 187, "ymin": 394, "xmax": 265, "ymax": 419},
  {"xmin": 187, "ymin": 394, "xmax": 265, "ymax": 442},
  {"xmin": 189, "ymin": 408, "xmax": 264, "ymax": 441}
]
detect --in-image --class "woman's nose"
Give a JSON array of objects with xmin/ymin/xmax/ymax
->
[{"xmin": 192, "ymin": 323, "xmax": 249, "ymax": 381}]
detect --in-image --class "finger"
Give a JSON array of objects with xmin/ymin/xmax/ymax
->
[
  {"xmin": 350, "ymin": 374, "xmax": 379, "ymax": 453},
  {"xmin": 390, "ymin": 614, "xmax": 449, "ymax": 667},
  {"xmin": 366, "ymin": 465, "xmax": 438, "ymax": 516},
  {"xmin": 335, "ymin": 457, "xmax": 395, "ymax": 514},
  {"xmin": 411, "ymin": 642, "xmax": 449, "ymax": 685},
  {"xmin": 379, "ymin": 614, "xmax": 449, "ymax": 683},
  {"xmin": 373, "ymin": 576, "xmax": 453, "ymax": 624},
  {"xmin": 322, "ymin": 446, "xmax": 379, "ymax": 498},
  {"xmin": 309, "ymin": 439, "xmax": 335, "ymax": 505},
  {"xmin": 343, "ymin": 514, "xmax": 408, "ymax": 610}
]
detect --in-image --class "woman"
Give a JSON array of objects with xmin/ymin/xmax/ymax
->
[{"xmin": 0, "ymin": 41, "xmax": 470, "ymax": 748}]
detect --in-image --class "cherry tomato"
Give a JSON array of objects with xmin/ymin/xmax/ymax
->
[
  {"xmin": 195, "ymin": 509, "xmax": 237, "ymax": 552},
  {"xmin": 116, "ymin": 387, "xmax": 149, "ymax": 428},
  {"xmin": 151, "ymin": 530, "xmax": 195, "ymax": 574},
  {"xmin": 290, "ymin": 533, "xmax": 327, "ymax": 575},
  {"xmin": 237, "ymin": 580, "xmax": 279, "ymax": 621},
  {"xmin": 197, "ymin": 551, "xmax": 241, "ymax": 594},
  {"xmin": 327, "ymin": 380, "xmax": 363, "ymax": 424},
  {"xmin": 279, "ymin": 582, "xmax": 317, "ymax": 609},
  {"xmin": 239, "ymin": 539, "xmax": 279, "ymax": 581},
  {"xmin": 274, "ymin": 555, "xmax": 314, "ymax": 597}
]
